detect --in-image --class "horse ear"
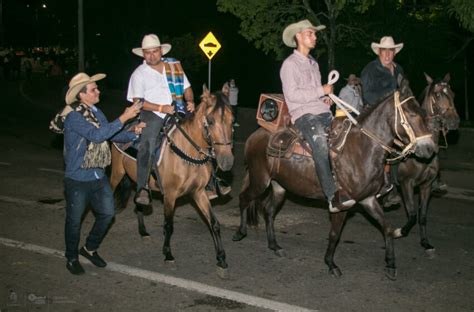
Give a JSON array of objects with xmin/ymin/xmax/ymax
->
[
  {"xmin": 397, "ymin": 74, "xmax": 404, "ymax": 87},
  {"xmin": 399, "ymin": 76, "xmax": 413, "ymax": 97},
  {"xmin": 202, "ymin": 84, "xmax": 210, "ymax": 96},
  {"xmin": 424, "ymin": 72, "xmax": 433, "ymax": 85},
  {"xmin": 444, "ymin": 73, "xmax": 450, "ymax": 83},
  {"xmin": 222, "ymin": 82, "xmax": 230, "ymax": 97}
]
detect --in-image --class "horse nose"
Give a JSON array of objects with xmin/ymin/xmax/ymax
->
[
  {"xmin": 414, "ymin": 137, "xmax": 436, "ymax": 159},
  {"xmin": 217, "ymin": 155, "xmax": 234, "ymax": 172}
]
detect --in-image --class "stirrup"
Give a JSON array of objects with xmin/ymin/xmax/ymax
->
[{"xmin": 134, "ymin": 188, "xmax": 151, "ymax": 206}]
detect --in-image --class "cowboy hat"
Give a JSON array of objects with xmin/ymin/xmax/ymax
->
[
  {"xmin": 132, "ymin": 34, "xmax": 171, "ymax": 57},
  {"xmin": 345, "ymin": 74, "xmax": 361, "ymax": 85},
  {"xmin": 282, "ymin": 19, "xmax": 326, "ymax": 48},
  {"xmin": 65, "ymin": 72, "xmax": 106, "ymax": 105},
  {"xmin": 371, "ymin": 36, "xmax": 403, "ymax": 55}
]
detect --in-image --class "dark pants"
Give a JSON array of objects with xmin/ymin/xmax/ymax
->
[
  {"xmin": 231, "ymin": 105, "xmax": 238, "ymax": 123},
  {"xmin": 64, "ymin": 176, "xmax": 115, "ymax": 261},
  {"xmin": 136, "ymin": 111, "xmax": 165, "ymax": 191},
  {"xmin": 294, "ymin": 113, "xmax": 337, "ymax": 199}
]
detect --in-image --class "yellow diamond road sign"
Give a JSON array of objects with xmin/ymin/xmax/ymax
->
[{"xmin": 199, "ymin": 32, "xmax": 221, "ymax": 60}]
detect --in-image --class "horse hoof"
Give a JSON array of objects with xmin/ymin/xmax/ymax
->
[
  {"xmin": 140, "ymin": 233, "xmax": 151, "ymax": 239},
  {"xmin": 274, "ymin": 249, "xmax": 286, "ymax": 257},
  {"xmin": 216, "ymin": 266, "xmax": 229, "ymax": 279},
  {"xmin": 393, "ymin": 228, "xmax": 403, "ymax": 239},
  {"xmin": 232, "ymin": 231, "xmax": 247, "ymax": 241},
  {"xmin": 385, "ymin": 267, "xmax": 397, "ymax": 280},
  {"xmin": 424, "ymin": 248, "xmax": 436, "ymax": 259},
  {"xmin": 165, "ymin": 260, "xmax": 177, "ymax": 270},
  {"xmin": 329, "ymin": 267, "xmax": 342, "ymax": 278}
]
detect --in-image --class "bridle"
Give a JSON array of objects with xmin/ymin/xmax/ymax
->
[
  {"xmin": 166, "ymin": 108, "xmax": 233, "ymax": 166},
  {"xmin": 425, "ymin": 81, "xmax": 456, "ymax": 149},
  {"xmin": 331, "ymin": 91, "xmax": 432, "ymax": 162}
]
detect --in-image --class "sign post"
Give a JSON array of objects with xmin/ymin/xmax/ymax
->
[{"xmin": 199, "ymin": 32, "xmax": 221, "ymax": 90}]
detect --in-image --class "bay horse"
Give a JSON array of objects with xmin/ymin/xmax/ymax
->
[
  {"xmin": 232, "ymin": 79, "xmax": 436, "ymax": 280},
  {"xmin": 394, "ymin": 73, "xmax": 459, "ymax": 256},
  {"xmin": 110, "ymin": 87, "xmax": 234, "ymax": 276}
]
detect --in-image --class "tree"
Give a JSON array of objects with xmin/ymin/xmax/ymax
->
[
  {"xmin": 216, "ymin": 0, "xmax": 374, "ymax": 70},
  {"xmin": 448, "ymin": 0, "xmax": 474, "ymax": 33}
]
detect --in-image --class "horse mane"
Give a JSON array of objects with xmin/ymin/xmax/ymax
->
[{"xmin": 357, "ymin": 77, "xmax": 426, "ymax": 122}]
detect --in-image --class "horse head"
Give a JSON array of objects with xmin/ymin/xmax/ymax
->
[
  {"xmin": 390, "ymin": 77, "xmax": 436, "ymax": 159},
  {"xmin": 197, "ymin": 85, "xmax": 234, "ymax": 171},
  {"xmin": 423, "ymin": 73, "xmax": 460, "ymax": 131}
]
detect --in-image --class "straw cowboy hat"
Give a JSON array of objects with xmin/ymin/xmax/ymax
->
[
  {"xmin": 345, "ymin": 74, "xmax": 361, "ymax": 85},
  {"xmin": 65, "ymin": 73, "xmax": 106, "ymax": 105},
  {"xmin": 371, "ymin": 36, "xmax": 404, "ymax": 55},
  {"xmin": 132, "ymin": 34, "xmax": 171, "ymax": 57},
  {"xmin": 282, "ymin": 19, "xmax": 326, "ymax": 48}
]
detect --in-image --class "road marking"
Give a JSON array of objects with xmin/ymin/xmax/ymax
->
[
  {"xmin": 442, "ymin": 186, "xmax": 474, "ymax": 202},
  {"xmin": 0, "ymin": 161, "xmax": 12, "ymax": 166},
  {"xmin": 0, "ymin": 237, "xmax": 317, "ymax": 312},
  {"xmin": 38, "ymin": 167, "xmax": 64, "ymax": 174}
]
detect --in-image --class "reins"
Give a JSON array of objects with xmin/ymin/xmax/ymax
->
[
  {"xmin": 328, "ymin": 70, "xmax": 431, "ymax": 161},
  {"xmin": 165, "ymin": 105, "xmax": 233, "ymax": 166}
]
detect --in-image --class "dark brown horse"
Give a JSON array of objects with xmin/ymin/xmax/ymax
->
[
  {"xmin": 232, "ymin": 79, "xmax": 436, "ymax": 280},
  {"xmin": 110, "ymin": 87, "xmax": 234, "ymax": 276},
  {"xmin": 394, "ymin": 73, "xmax": 460, "ymax": 256}
]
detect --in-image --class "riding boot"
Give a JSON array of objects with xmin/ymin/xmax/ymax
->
[
  {"xmin": 376, "ymin": 169, "xmax": 393, "ymax": 198},
  {"xmin": 205, "ymin": 175, "xmax": 232, "ymax": 200},
  {"xmin": 328, "ymin": 189, "xmax": 356, "ymax": 213},
  {"xmin": 431, "ymin": 178, "xmax": 448, "ymax": 197},
  {"xmin": 134, "ymin": 187, "xmax": 151, "ymax": 206}
]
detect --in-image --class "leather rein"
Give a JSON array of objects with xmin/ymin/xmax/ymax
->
[{"xmin": 165, "ymin": 114, "xmax": 233, "ymax": 166}]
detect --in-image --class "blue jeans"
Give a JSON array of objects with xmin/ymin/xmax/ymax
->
[
  {"xmin": 136, "ymin": 111, "xmax": 165, "ymax": 191},
  {"xmin": 64, "ymin": 176, "xmax": 115, "ymax": 261},
  {"xmin": 294, "ymin": 113, "xmax": 337, "ymax": 199}
]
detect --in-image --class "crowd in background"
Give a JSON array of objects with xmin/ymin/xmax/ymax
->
[{"xmin": 0, "ymin": 47, "xmax": 85, "ymax": 81}]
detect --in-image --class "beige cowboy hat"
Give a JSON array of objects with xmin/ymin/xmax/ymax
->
[
  {"xmin": 132, "ymin": 34, "xmax": 171, "ymax": 57},
  {"xmin": 371, "ymin": 36, "xmax": 404, "ymax": 55},
  {"xmin": 65, "ymin": 72, "xmax": 106, "ymax": 105},
  {"xmin": 345, "ymin": 74, "xmax": 361, "ymax": 85},
  {"xmin": 282, "ymin": 19, "xmax": 326, "ymax": 48}
]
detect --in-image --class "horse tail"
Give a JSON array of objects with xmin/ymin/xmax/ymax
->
[
  {"xmin": 114, "ymin": 174, "xmax": 133, "ymax": 213},
  {"xmin": 246, "ymin": 199, "xmax": 260, "ymax": 227}
]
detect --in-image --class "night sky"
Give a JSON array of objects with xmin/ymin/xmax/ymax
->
[{"xmin": 2, "ymin": 0, "xmax": 473, "ymax": 116}]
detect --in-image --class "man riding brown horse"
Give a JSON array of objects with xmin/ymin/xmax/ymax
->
[{"xmin": 280, "ymin": 19, "xmax": 355, "ymax": 213}]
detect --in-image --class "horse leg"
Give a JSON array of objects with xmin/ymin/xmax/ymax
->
[
  {"xmin": 192, "ymin": 190, "xmax": 228, "ymax": 277},
  {"xmin": 359, "ymin": 196, "xmax": 397, "ymax": 280},
  {"xmin": 135, "ymin": 204, "xmax": 151, "ymax": 238},
  {"xmin": 324, "ymin": 210, "xmax": 348, "ymax": 278},
  {"xmin": 394, "ymin": 180, "xmax": 417, "ymax": 239},
  {"xmin": 264, "ymin": 181, "xmax": 286, "ymax": 256},
  {"xmin": 233, "ymin": 170, "xmax": 269, "ymax": 241},
  {"xmin": 419, "ymin": 183, "xmax": 435, "ymax": 257},
  {"xmin": 162, "ymin": 195, "xmax": 177, "ymax": 263}
]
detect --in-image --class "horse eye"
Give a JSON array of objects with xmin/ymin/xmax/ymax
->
[{"xmin": 207, "ymin": 118, "xmax": 215, "ymax": 126}]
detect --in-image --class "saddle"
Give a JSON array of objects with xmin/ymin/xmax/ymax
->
[
  {"xmin": 266, "ymin": 126, "xmax": 311, "ymax": 159},
  {"xmin": 266, "ymin": 115, "xmax": 354, "ymax": 162}
]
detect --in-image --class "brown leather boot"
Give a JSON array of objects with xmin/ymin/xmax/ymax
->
[{"xmin": 134, "ymin": 188, "xmax": 151, "ymax": 206}]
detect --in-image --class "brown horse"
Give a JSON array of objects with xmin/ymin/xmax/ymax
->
[
  {"xmin": 394, "ymin": 73, "xmax": 460, "ymax": 256},
  {"xmin": 232, "ymin": 79, "xmax": 436, "ymax": 280},
  {"xmin": 110, "ymin": 87, "xmax": 234, "ymax": 275}
]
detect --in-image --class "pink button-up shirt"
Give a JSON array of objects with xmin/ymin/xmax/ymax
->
[{"xmin": 280, "ymin": 50, "xmax": 329, "ymax": 123}]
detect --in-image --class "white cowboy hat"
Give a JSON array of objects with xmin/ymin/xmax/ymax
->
[
  {"xmin": 371, "ymin": 36, "xmax": 404, "ymax": 55},
  {"xmin": 65, "ymin": 72, "xmax": 106, "ymax": 105},
  {"xmin": 282, "ymin": 19, "xmax": 326, "ymax": 48},
  {"xmin": 132, "ymin": 34, "xmax": 171, "ymax": 57}
]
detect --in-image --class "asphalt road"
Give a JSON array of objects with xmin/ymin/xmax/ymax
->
[{"xmin": 1, "ymin": 77, "xmax": 474, "ymax": 311}]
